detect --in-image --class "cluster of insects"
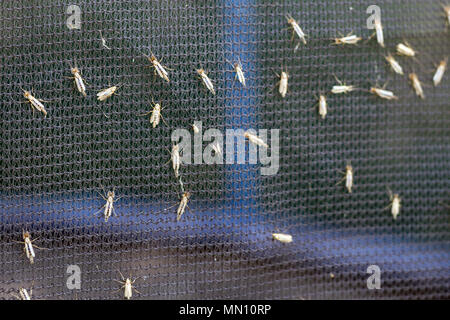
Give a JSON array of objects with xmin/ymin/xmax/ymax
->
[{"xmin": 10, "ymin": 5, "xmax": 450, "ymax": 299}]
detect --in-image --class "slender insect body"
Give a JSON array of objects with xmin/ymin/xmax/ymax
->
[
  {"xmin": 331, "ymin": 85, "xmax": 355, "ymax": 94},
  {"xmin": 391, "ymin": 195, "xmax": 401, "ymax": 220},
  {"xmin": 235, "ymin": 63, "xmax": 246, "ymax": 86},
  {"xmin": 318, "ymin": 95, "xmax": 327, "ymax": 119},
  {"xmin": 396, "ymin": 43, "xmax": 416, "ymax": 57},
  {"xmin": 345, "ymin": 165, "xmax": 353, "ymax": 193},
  {"xmin": 23, "ymin": 90, "xmax": 47, "ymax": 117},
  {"xmin": 370, "ymin": 87, "xmax": 398, "ymax": 100},
  {"xmin": 433, "ymin": 59, "xmax": 447, "ymax": 86},
  {"xmin": 409, "ymin": 73, "xmax": 425, "ymax": 99},
  {"xmin": 177, "ymin": 192, "xmax": 190, "ymax": 221},
  {"xmin": 244, "ymin": 131, "xmax": 269, "ymax": 148},
  {"xmin": 443, "ymin": 6, "xmax": 450, "ymax": 26},
  {"xmin": 197, "ymin": 69, "xmax": 215, "ymax": 95},
  {"xmin": 385, "ymin": 54, "xmax": 404, "ymax": 75},
  {"xmin": 103, "ymin": 191, "xmax": 115, "ymax": 222},
  {"xmin": 272, "ymin": 233, "xmax": 293, "ymax": 243},
  {"xmin": 375, "ymin": 19, "xmax": 385, "ymax": 47},
  {"xmin": 149, "ymin": 55, "xmax": 170, "ymax": 83},
  {"xmin": 19, "ymin": 288, "xmax": 32, "ymax": 300},
  {"xmin": 150, "ymin": 103, "xmax": 161, "ymax": 128},
  {"xmin": 22, "ymin": 232, "xmax": 36, "ymax": 264},
  {"xmin": 97, "ymin": 85, "xmax": 119, "ymax": 101},
  {"xmin": 172, "ymin": 144, "xmax": 181, "ymax": 178},
  {"xmin": 100, "ymin": 31, "xmax": 111, "ymax": 50},
  {"xmin": 115, "ymin": 272, "xmax": 138, "ymax": 300},
  {"xmin": 71, "ymin": 67, "xmax": 87, "ymax": 97},
  {"xmin": 334, "ymin": 34, "xmax": 362, "ymax": 45},
  {"xmin": 286, "ymin": 14, "xmax": 306, "ymax": 44},
  {"xmin": 279, "ymin": 71, "xmax": 289, "ymax": 98}
]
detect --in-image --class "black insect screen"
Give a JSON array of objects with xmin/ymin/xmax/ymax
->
[{"xmin": 1, "ymin": 0, "xmax": 449, "ymax": 300}]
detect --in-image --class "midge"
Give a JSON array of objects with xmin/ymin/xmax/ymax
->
[
  {"xmin": 140, "ymin": 98, "xmax": 166, "ymax": 128},
  {"xmin": 14, "ymin": 230, "xmax": 43, "ymax": 264},
  {"xmin": 312, "ymin": 94, "xmax": 328, "ymax": 119},
  {"xmin": 94, "ymin": 186, "xmax": 120, "ymax": 222},
  {"xmin": 196, "ymin": 68, "xmax": 215, "ymax": 95},
  {"xmin": 22, "ymin": 89, "xmax": 47, "ymax": 117},
  {"xmin": 336, "ymin": 162, "xmax": 354, "ymax": 193},
  {"xmin": 226, "ymin": 58, "xmax": 246, "ymax": 87},
  {"xmin": 333, "ymin": 33, "xmax": 362, "ymax": 45},
  {"xmin": 244, "ymin": 131, "xmax": 269, "ymax": 148},
  {"xmin": 285, "ymin": 13, "xmax": 307, "ymax": 45},
  {"xmin": 69, "ymin": 67, "xmax": 87, "ymax": 97},
  {"xmin": 396, "ymin": 42, "xmax": 416, "ymax": 57},
  {"xmin": 273, "ymin": 69, "xmax": 289, "ymax": 98},
  {"xmin": 97, "ymin": 85, "xmax": 120, "ymax": 101},
  {"xmin": 385, "ymin": 187, "xmax": 401, "ymax": 220},
  {"xmin": 171, "ymin": 144, "xmax": 181, "ymax": 178},
  {"xmin": 385, "ymin": 54, "xmax": 404, "ymax": 75},
  {"xmin": 369, "ymin": 85, "xmax": 398, "ymax": 100},
  {"xmin": 114, "ymin": 271, "xmax": 140, "ymax": 300},
  {"xmin": 143, "ymin": 51, "xmax": 170, "ymax": 83},
  {"xmin": 11, "ymin": 285, "xmax": 33, "ymax": 300},
  {"xmin": 442, "ymin": 5, "xmax": 450, "ymax": 26},
  {"xmin": 409, "ymin": 73, "xmax": 425, "ymax": 99},
  {"xmin": 367, "ymin": 18, "xmax": 384, "ymax": 48},
  {"xmin": 177, "ymin": 191, "xmax": 190, "ymax": 221},
  {"xmin": 272, "ymin": 233, "xmax": 293, "ymax": 243},
  {"xmin": 433, "ymin": 57, "xmax": 447, "ymax": 86},
  {"xmin": 331, "ymin": 75, "xmax": 356, "ymax": 94}
]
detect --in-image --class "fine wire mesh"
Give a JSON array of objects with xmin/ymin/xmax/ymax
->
[{"xmin": 0, "ymin": 0, "xmax": 449, "ymax": 300}]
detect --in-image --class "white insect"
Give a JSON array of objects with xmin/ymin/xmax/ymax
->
[
  {"xmin": 331, "ymin": 75, "xmax": 355, "ymax": 94},
  {"xmin": 99, "ymin": 31, "xmax": 111, "ymax": 50},
  {"xmin": 396, "ymin": 43, "xmax": 416, "ymax": 57},
  {"xmin": 374, "ymin": 18, "xmax": 384, "ymax": 48},
  {"xmin": 409, "ymin": 73, "xmax": 425, "ymax": 99},
  {"xmin": 433, "ymin": 58, "xmax": 447, "ymax": 86},
  {"xmin": 333, "ymin": 34, "xmax": 362, "ymax": 45},
  {"xmin": 317, "ymin": 95, "xmax": 327, "ymax": 119},
  {"xmin": 14, "ymin": 231, "xmax": 41, "ymax": 264},
  {"xmin": 95, "ymin": 187, "xmax": 119, "ymax": 222},
  {"xmin": 286, "ymin": 14, "xmax": 307, "ymax": 45},
  {"xmin": 172, "ymin": 144, "xmax": 181, "ymax": 178},
  {"xmin": 12, "ymin": 286, "xmax": 33, "ymax": 300},
  {"xmin": 385, "ymin": 54, "xmax": 404, "ymax": 75},
  {"xmin": 144, "ymin": 52, "xmax": 170, "ymax": 83},
  {"xmin": 273, "ymin": 69, "xmax": 289, "ymax": 98},
  {"xmin": 177, "ymin": 192, "xmax": 190, "ymax": 221},
  {"xmin": 192, "ymin": 123, "xmax": 200, "ymax": 133},
  {"xmin": 272, "ymin": 233, "xmax": 293, "ymax": 243},
  {"xmin": 22, "ymin": 89, "xmax": 47, "ymax": 117},
  {"xmin": 196, "ymin": 68, "xmax": 215, "ymax": 95},
  {"xmin": 114, "ymin": 271, "xmax": 139, "ymax": 300},
  {"xmin": 227, "ymin": 59, "xmax": 246, "ymax": 87},
  {"xmin": 244, "ymin": 131, "xmax": 269, "ymax": 148},
  {"xmin": 70, "ymin": 67, "xmax": 87, "ymax": 97},
  {"xmin": 443, "ymin": 5, "xmax": 450, "ymax": 26},
  {"xmin": 97, "ymin": 85, "xmax": 119, "ymax": 101},
  {"xmin": 370, "ymin": 86, "xmax": 398, "ymax": 100},
  {"xmin": 141, "ymin": 99, "xmax": 165, "ymax": 128},
  {"xmin": 386, "ymin": 188, "xmax": 401, "ymax": 220},
  {"xmin": 336, "ymin": 163, "xmax": 353, "ymax": 193}
]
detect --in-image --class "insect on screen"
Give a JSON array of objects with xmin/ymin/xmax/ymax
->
[{"xmin": 0, "ymin": 0, "xmax": 449, "ymax": 300}]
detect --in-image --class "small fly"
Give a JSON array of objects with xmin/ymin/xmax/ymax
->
[
  {"xmin": 331, "ymin": 75, "xmax": 356, "ymax": 94},
  {"xmin": 144, "ymin": 51, "xmax": 170, "ymax": 83},
  {"xmin": 94, "ymin": 186, "xmax": 120, "ymax": 222},
  {"xmin": 333, "ymin": 33, "xmax": 362, "ymax": 45},
  {"xmin": 140, "ymin": 98, "xmax": 166, "ymax": 128},
  {"xmin": 336, "ymin": 162, "xmax": 354, "ymax": 193},
  {"xmin": 196, "ymin": 68, "xmax": 215, "ymax": 95},
  {"xmin": 385, "ymin": 187, "xmax": 401, "ymax": 220},
  {"xmin": 114, "ymin": 271, "xmax": 140, "ymax": 300},
  {"xmin": 22, "ymin": 89, "xmax": 47, "ymax": 117},
  {"xmin": 97, "ymin": 85, "xmax": 120, "ymax": 101},
  {"xmin": 385, "ymin": 54, "xmax": 404, "ymax": 75},
  {"xmin": 433, "ymin": 58, "xmax": 447, "ymax": 86},
  {"xmin": 285, "ymin": 13, "xmax": 307, "ymax": 45},
  {"xmin": 272, "ymin": 233, "xmax": 293, "ymax": 243},
  {"xmin": 409, "ymin": 73, "xmax": 425, "ymax": 99},
  {"xmin": 14, "ymin": 230, "xmax": 45, "ymax": 264},
  {"xmin": 226, "ymin": 58, "xmax": 246, "ymax": 87},
  {"xmin": 70, "ymin": 67, "xmax": 87, "ymax": 97}
]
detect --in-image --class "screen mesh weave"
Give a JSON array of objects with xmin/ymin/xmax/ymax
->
[{"xmin": 1, "ymin": 0, "xmax": 449, "ymax": 300}]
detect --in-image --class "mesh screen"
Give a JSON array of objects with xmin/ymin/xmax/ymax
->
[{"xmin": 1, "ymin": 0, "xmax": 449, "ymax": 300}]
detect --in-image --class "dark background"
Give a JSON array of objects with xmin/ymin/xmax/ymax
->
[{"xmin": 0, "ymin": 0, "xmax": 449, "ymax": 299}]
